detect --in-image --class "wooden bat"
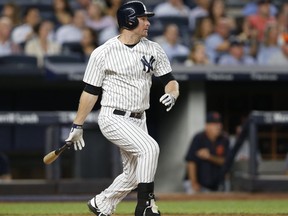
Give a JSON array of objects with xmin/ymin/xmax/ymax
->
[{"xmin": 43, "ymin": 142, "xmax": 72, "ymax": 165}]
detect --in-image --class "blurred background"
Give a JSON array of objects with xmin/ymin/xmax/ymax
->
[{"xmin": 0, "ymin": 0, "xmax": 288, "ymax": 195}]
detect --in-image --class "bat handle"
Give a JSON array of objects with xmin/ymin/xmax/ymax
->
[{"xmin": 55, "ymin": 142, "xmax": 72, "ymax": 155}]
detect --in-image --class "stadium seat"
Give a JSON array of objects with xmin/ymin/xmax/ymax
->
[
  {"xmin": 61, "ymin": 42, "xmax": 83, "ymax": 55},
  {"xmin": 44, "ymin": 54, "xmax": 85, "ymax": 64},
  {"xmin": 0, "ymin": 54, "xmax": 37, "ymax": 66},
  {"xmin": 157, "ymin": 16, "xmax": 189, "ymax": 27},
  {"xmin": 0, "ymin": 55, "xmax": 40, "ymax": 75},
  {"xmin": 43, "ymin": 54, "xmax": 87, "ymax": 79},
  {"xmin": 171, "ymin": 55, "xmax": 188, "ymax": 64}
]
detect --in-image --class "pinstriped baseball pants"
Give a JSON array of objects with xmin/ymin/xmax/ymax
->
[{"xmin": 95, "ymin": 107, "xmax": 160, "ymax": 215}]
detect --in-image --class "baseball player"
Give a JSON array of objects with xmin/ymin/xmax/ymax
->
[{"xmin": 65, "ymin": 1, "xmax": 179, "ymax": 215}]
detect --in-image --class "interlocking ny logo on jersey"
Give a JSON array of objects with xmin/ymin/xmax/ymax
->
[{"xmin": 141, "ymin": 56, "xmax": 155, "ymax": 73}]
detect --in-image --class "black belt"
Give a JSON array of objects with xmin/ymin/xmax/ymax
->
[{"xmin": 113, "ymin": 109, "xmax": 143, "ymax": 119}]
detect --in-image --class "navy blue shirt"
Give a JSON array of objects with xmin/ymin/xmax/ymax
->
[{"xmin": 185, "ymin": 131, "xmax": 230, "ymax": 190}]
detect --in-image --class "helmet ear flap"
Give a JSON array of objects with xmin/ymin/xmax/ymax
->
[{"xmin": 126, "ymin": 12, "xmax": 138, "ymax": 29}]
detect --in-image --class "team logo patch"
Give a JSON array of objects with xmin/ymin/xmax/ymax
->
[
  {"xmin": 141, "ymin": 55, "xmax": 155, "ymax": 73},
  {"xmin": 216, "ymin": 145, "xmax": 224, "ymax": 156}
]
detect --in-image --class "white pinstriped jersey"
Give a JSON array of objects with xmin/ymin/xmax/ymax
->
[{"xmin": 83, "ymin": 36, "xmax": 172, "ymax": 112}]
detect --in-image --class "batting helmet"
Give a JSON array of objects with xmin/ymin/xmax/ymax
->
[{"xmin": 117, "ymin": 1, "xmax": 154, "ymax": 30}]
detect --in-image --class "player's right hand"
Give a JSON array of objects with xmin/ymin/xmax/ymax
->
[
  {"xmin": 65, "ymin": 123, "xmax": 85, "ymax": 151},
  {"xmin": 159, "ymin": 93, "xmax": 176, "ymax": 112}
]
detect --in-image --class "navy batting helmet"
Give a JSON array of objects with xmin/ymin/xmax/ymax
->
[{"xmin": 117, "ymin": 1, "xmax": 154, "ymax": 30}]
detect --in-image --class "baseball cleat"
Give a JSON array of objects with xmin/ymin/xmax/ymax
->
[
  {"xmin": 143, "ymin": 198, "xmax": 161, "ymax": 216},
  {"xmin": 87, "ymin": 199, "xmax": 110, "ymax": 216}
]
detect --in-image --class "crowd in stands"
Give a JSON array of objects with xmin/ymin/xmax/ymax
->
[{"xmin": 0, "ymin": 0, "xmax": 288, "ymax": 68}]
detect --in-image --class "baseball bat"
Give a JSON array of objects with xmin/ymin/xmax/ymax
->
[{"xmin": 43, "ymin": 142, "xmax": 72, "ymax": 165}]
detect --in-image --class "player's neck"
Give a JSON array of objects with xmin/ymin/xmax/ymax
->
[{"xmin": 118, "ymin": 32, "xmax": 141, "ymax": 45}]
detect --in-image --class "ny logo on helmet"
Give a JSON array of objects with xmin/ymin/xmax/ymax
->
[{"xmin": 141, "ymin": 56, "xmax": 155, "ymax": 73}]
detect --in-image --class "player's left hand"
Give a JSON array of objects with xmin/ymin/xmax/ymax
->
[
  {"xmin": 65, "ymin": 123, "xmax": 85, "ymax": 151},
  {"xmin": 159, "ymin": 93, "xmax": 176, "ymax": 112}
]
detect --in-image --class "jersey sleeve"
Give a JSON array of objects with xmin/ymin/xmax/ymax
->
[
  {"xmin": 153, "ymin": 43, "xmax": 172, "ymax": 77},
  {"xmin": 83, "ymin": 46, "xmax": 105, "ymax": 87}
]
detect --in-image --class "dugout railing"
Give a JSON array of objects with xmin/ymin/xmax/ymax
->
[
  {"xmin": 225, "ymin": 111, "xmax": 288, "ymax": 192},
  {"xmin": 0, "ymin": 111, "xmax": 122, "ymax": 195}
]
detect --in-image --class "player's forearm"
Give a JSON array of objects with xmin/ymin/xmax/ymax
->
[
  {"xmin": 73, "ymin": 91, "xmax": 98, "ymax": 125},
  {"xmin": 165, "ymin": 80, "xmax": 179, "ymax": 99}
]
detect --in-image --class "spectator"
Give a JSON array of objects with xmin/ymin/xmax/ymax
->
[
  {"xmin": 246, "ymin": 0, "xmax": 276, "ymax": 42},
  {"xmin": 188, "ymin": 0, "xmax": 210, "ymax": 31},
  {"xmin": 267, "ymin": 33, "xmax": 288, "ymax": 65},
  {"xmin": 207, "ymin": 0, "xmax": 235, "ymax": 29},
  {"xmin": 85, "ymin": 1, "xmax": 115, "ymax": 32},
  {"xmin": 25, "ymin": 20, "xmax": 61, "ymax": 67},
  {"xmin": 153, "ymin": 0, "xmax": 190, "ymax": 17},
  {"xmin": 63, "ymin": 27, "xmax": 98, "ymax": 60},
  {"xmin": 184, "ymin": 111, "xmax": 230, "ymax": 194},
  {"xmin": 55, "ymin": 9, "xmax": 86, "ymax": 45},
  {"xmin": 235, "ymin": 16, "xmax": 259, "ymax": 58},
  {"xmin": 257, "ymin": 23, "xmax": 281, "ymax": 65},
  {"xmin": 51, "ymin": 0, "xmax": 74, "ymax": 29},
  {"xmin": 242, "ymin": 0, "xmax": 278, "ymax": 17},
  {"xmin": 218, "ymin": 36, "xmax": 256, "ymax": 65},
  {"xmin": 70, "ymin": 0, "xmax": 91, "ymax": 11},
  {"xmin": 11, "ymin": 7, "xmax": 41, "ymax": 46},
  {"xmin": 154, "ymin": 23, "xmax": 189, "ymax": 62},
  {"xmin": 98, "ymin": 25, "xmax": 119, "ymax": 45},
  {"xmin": 97, "ymin": 0, "xmax": 122, "ymax": 44},
  {"xmin": 184, "ymin": 42, "xmax": 211, "ymax": 66},
  {"xmin": 0, "ymin": 152, "xmax": 12, "ymax": 182},
  {"xmin": 1, "ymin": 2, "xmax": 21, "ymax": 27},
  {"xmin": 205, "ymin": 17, "xmax": 232, "ymax": 64},
  {"xmin": 0, "ymin": 16, "xmax": 21, "ymax": 56},
  {"xmin": 192, "ymin": 16, "xmax": 213, "ymax": 43},
  {"xmin": 104, "ymin": 0, "xmax": 123, "ymax": 20},
  {"xmin": 276, "ymin": 2, "xmax": 288, "ymax": 33},
  {"xmin": 80, "ymin": 27, "xmax": 98, "ymax": 59}
]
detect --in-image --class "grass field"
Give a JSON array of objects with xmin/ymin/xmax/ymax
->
[{"xmin": 1, "ymin": 198, "xmax": 288, "ymax": 215}]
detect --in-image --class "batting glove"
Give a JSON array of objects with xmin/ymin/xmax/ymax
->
[
  {"xmin": 159, "ymin": 93, "xmax": 176, "ymax": 112},
  {"xmin": 65, "ymin": 123, "xmax": 85, "ymax": 151}
]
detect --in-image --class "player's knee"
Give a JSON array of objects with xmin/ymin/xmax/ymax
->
[{"xmin": 144, "ymin": 141, "xmax": 160, "ymax": 158}]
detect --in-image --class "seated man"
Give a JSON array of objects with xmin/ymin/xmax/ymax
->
[
  {"xmin": 218, "ymin": 37, "xmax": 256, "ymax": 65},
  {"xmin": 184, "ymin": 111, "xmax": 230, "ymax": 194},
  {"xmin": 153, "ymin": 23, "xmax": 189, "ymax": 62}
]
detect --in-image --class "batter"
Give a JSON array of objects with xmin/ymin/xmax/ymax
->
[{"xmin": 65, "ymin": 1, "xmax": 180, "ymax": 215}]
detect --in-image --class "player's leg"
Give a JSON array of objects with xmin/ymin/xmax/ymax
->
[
  {"xmin": 96, "ymin": 111, "xmax": 160, "ymax": 215},
  {"xmin": 89, "ymin": 149, "xmax": 138, "ymax": 215},
  {"xmin": 133, "ymin": 114, "xmax": 160, "ymax": 216}
]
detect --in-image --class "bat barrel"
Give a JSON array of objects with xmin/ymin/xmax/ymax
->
[{"xmin": 43, "ymin": 142, "xmax": 72, "ymax": 164}]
